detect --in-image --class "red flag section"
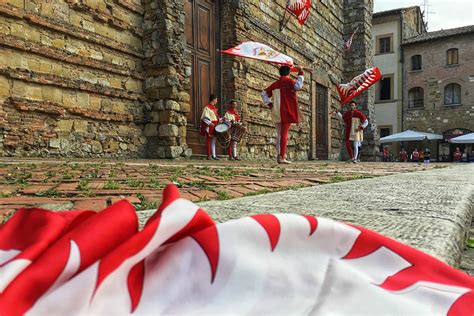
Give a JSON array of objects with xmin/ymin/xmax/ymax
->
[
  {"xmin": 286, "ymin": 0, "xmax": 311, "ymax": 25},
  {"xmin": 337, "ymin": 67, "xmax": 382, "ymax": 105},
  {"xmin": 1, "ymin": 184, "xmax": 473, "ymax": 315}
]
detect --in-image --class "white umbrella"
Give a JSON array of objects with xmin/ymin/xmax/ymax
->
[
  {"xmin": 449, "ymin": 133, "xmax": 474, "ymax": 144},
  {"xmin": 380, "ymin": 130, "xmax": 443, "ymax": 143}
]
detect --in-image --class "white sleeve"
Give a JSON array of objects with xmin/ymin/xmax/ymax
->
[
  {"xmin": 335, "ymin": 111, "xmax": 343, "ymax": 120},
  {"xmin": 361, "ymin": 119, "xmax": 369, "ymax": 128},
  {"xmin": 202, "ymin": 117, "xmax": 212, "ymax": 125},
  {"xmin": 294, "ymin": 75, "xmax": 304, "ymax": 90},
  {"xmin": 261, "ymin": 90, "xmax": 271, "ymax": 105}
]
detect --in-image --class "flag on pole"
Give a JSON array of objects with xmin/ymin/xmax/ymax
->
[
  {"xmin": 337, "ymin": 67, "xmax": 382, "ymax": 105},
  {"xmin": 286, "ymin": 0, "xmax": 311, "ymax": 25},
  {"xmin": 344, "ymin": 26, "xmax": 359, "ymax": 51},
  {"xmin": 220, "ymin": 41, "xmax": 294, "ymax": 66},
  {"xmin": 1, "ymin": 184, "xmax": 473, "ymax": 315}
]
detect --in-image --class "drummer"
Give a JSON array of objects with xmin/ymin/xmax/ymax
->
[
  {"xmin": 224, "ymin": 99, "xmax": 242, "ymax": 160},
  {"xmin": 200, "ymin": 94, "xmax": 220, "ymax": 160}
]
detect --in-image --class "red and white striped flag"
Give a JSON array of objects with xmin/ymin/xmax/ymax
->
[
  {"xmin": 337, "ymin": 67, "xmax": 382, "ymax": 105},
  {"xmin": 1, "ymin": 184, "xmax": 473, "ymax": 315},
  {"xmin": 286, "ymin": 0, "xmax": 311, "ymax": 25}
]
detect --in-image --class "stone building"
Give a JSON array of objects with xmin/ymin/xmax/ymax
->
[
  {"xmin": 402, "ymin": 25, "xmax": 474, "ymax": 161},
  {"xmin": 372, "ymin": 6, "xmax": 425, "ymax": 158},
  {"xmin": 0, "ymin": 0, "xmax": 377, "ymax": 160}
]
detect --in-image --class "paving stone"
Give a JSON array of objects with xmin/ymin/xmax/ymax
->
[{"xmin": 73, "ymin": 199, "xmax": 107, "ymax": 211}]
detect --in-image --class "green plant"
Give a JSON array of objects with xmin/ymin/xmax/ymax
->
[
  {"xmin": 35, "ymin": 188, "xmax": 63, "ymax": 197},
  {"xmin": 147, "ymin": 177, "xmax": 162, "ymax": 189},
  {"xmin": 104, "ymin": 180, "xmax": 120, "ymax": 190},
  {"xmin": 77, "ymin": 180, "xmax": 90, "ymax": 191},
  {"xmin": 467, "ymin": 238, "xmax": 474, "ymax": 249},
  {"xmin": 46, "ymin": 171, "xmax": 56, "ymax": 177},
  {"xmin": 133, "ymin": 193, "xmax": 157, "ymax": 211},
  {"xmin": 126, "ymin": 179, "xmax": 145, "ymax": 188},
  {"xmin": 1, "ymin": 210, "xmax": 16, "ymax": 224},
  {"xmin": 0, "ymin": 192, "xmax": 12, "ymax": 198},
  {"xmin": 216, "ymin": 190, "xmax": 231, "ymax": 200},
  {"xmin": 62, "ymin": 173, "xmax": 73, "ymax": 180}
]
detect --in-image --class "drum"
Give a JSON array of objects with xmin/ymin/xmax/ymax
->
[
  {"xmin": 230, "ymin": 123, "xmax": 247, "ymax": 142},
  {"xmin": 215, "ymin": 123, "xmax": 231, "ymax": 148}
]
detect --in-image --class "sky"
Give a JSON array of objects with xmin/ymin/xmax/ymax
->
[{"xmin": 374, "ymin": 0, "xmax": 474, "ymax": 31}]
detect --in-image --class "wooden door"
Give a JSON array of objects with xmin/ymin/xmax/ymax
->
[
  {"xmin": 316, "ymin": 84, "xmax": 328, "ymax": 160},
  {"xmin": 185, "ymin": 0, "xmax": 219, "ymax": 155}
]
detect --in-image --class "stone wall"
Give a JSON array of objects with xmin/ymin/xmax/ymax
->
[
  {"xmin": 403, "ymin": 33, "xmax": 474, "ymax": 134},
  {"xmin": 0, "ymin": 0, "xmax": 146, "ymax": 157}
]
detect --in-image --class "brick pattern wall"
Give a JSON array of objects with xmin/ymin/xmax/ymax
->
[
  {"xmin": 403, "ymin": 33, "xmax": 474, "ymax": 135},
  {"xmin": 0, "ymin": 0, "xmax": 146, "ymax": 157}
]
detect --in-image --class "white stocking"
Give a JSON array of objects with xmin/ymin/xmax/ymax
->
[
  {"xmin": 211, "ymin": 137, "xmax": 217, "ymax": 157},
  {"xmin": 353, "ymin": 141, "xmax": 361, "ymax": 160},
  {"xmin": 275, "ymin": 123, "xmax": 282, "ymax": 156},
  {"xmin": 232, "ymin": 141, "xmax": 237, "ymax": 158}
]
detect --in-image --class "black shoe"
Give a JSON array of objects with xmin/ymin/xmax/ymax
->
[
  {"xmin": 212, "ymin": 156, "xmax": 220, "ymax": 160},
  {"xmin": 233, "ymin": 157, "xmax": 241, "ymax": 161}
]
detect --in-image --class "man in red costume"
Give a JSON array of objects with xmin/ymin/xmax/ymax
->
[
  {"xmin": 261, "ymin": 65, "xmax": 304, "ymax": 164},
  {"xmin": 335, "ymin": 100, "xmax": 368, "ymax": 163},
  {"xmin": 224, "ymin": 99, "xmax": 242, "ymax": 160},
  {"xmin": 200, "ymin": 94, "xmax": 220, "ymax": 160}
]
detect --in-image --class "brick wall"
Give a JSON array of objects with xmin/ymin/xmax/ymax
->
[{"xmin": 0, "ymin": 0, "xmax": 146, "ymax": 157}]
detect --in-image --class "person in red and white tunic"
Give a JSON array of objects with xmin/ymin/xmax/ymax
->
[
  {"xmin": 200, "ymin": 94, "xmax": 220, "ymax": 160},
  {"xmin": 335, "ymin": 100, "xmax": 369, "ymax": 163},
  {"xmin": 224, "ymin": 99, "xmax": 242, "ymax": 160},
  {"xmin": 261, "ymin": 65, "xmax": 304, "ymax": 164}
]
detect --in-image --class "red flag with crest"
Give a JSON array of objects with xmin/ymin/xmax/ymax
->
[{"xmin": 337, "ymin": 67, "xmax": 382, "ymax": 105}]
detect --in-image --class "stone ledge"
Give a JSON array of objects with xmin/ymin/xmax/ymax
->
[
  {"xmin": 0, "ymin": 67, "xmax": 145, "ymax": 101},
  {"xmin": 113, "ymin": 0, "xmax": 145, "ymax": 15}
]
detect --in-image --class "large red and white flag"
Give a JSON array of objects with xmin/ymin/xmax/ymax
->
[
  {"xmin": 221, "ymin": 41, "xmax": 294, "ymax": 66},
  {"xmin": 286, "ymin": 0, "xmax": 311, "ymax": 25},
  {"xmin": 337, "ymin": 67, "xmax": 382, "ymax": 105},
  {"xmin": 1, "ymin": 184, "xmax": 473, "ymax": 315}
]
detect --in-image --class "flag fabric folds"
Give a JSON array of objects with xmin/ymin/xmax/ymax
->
[
  {"xmin": 1, "ymin": 184, "xmax": 473, "ymax": 315},
  {"xmin": 220, "ymin": 41, "xmax": 294, "ymax": 67},
  {"xmin": 344, "ymin": 26, "xmax": 359, "ymax": 51},
  {"xmin": 286, "ymin": 0, "xmax": 311, "ymax": 25},
  {"xmin": 337, "ymin": 67, "xmax": 382, "ymax": 105}
]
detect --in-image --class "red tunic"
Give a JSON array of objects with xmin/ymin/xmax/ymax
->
[
  {"xmin": 224, "ymin": 108, "xmax": 240, "ymax": 122},
  {"xmin": 265, "ymin": 76, "xmax": 300, "ymax": 123},
  {"xmin": 342, "ymin": 109, "xmax": 367, "ymax": 141},
  {"xmin": 200, "ymin": 104, "xmax": 220, "ymax": 136},
  {"xmin": 453, "ymin": 151, "xmax": 462, "ymax": 162},
  {"xmin": 400, "ymin": 151, "xmax": 408, "ymax": 161}
]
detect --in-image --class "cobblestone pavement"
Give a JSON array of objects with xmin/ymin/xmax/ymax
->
[
  {"xmin": 0, "ymin": 158, "xmax": 440, "ymax": 221},
  {"xmin": 189, "ymin": 164, "xmax": 474, "ymax": 271}
]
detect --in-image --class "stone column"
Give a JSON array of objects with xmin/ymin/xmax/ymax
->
[
  {"xmin": 343, "ymin": 0, "xmax": 379, "ymax": 161},
  {"xmin": 143, "ymin": 0, "xmax": 191, "ymax": 158}
]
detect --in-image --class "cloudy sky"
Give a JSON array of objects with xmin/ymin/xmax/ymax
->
[{"xmin": 374, "ymin": 0, "xmax": 473, "ymax": 31}]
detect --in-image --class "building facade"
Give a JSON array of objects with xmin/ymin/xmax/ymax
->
[
  {"xmin": 372, "ymin": 7, "xmax": 425, "ymax": 158},
  {"xmin": 402, "ymin": 25, "xmax": 474, "ymax": 161},
  {"xmin": 0, "ymin": 0, "xmax": 377, "ymax": 160}
]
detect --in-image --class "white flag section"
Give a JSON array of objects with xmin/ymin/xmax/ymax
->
[
  {"xmin": 221, "ymin": 41, "xmax": 294, "ymax": 66},
  {"xmin": 1, "ymin": 184, "xmax": 473, "ymax": 315}
]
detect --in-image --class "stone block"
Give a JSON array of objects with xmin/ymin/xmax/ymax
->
[
  {"xmin": 179, "ymin": 102, "xmax": 190, "ymax": 113},
  {"xmin": 10, "ymin": 23, "xmax": 24, "ymax": 37},
  {"xmin": 77, "ymin": 93, "xmax": 90, "ymax": 107},
  {"xmin": 26, "ymin": 86, "xmax": 42, "ymax": 101},
  {"xmin": 91, "ymin": 141, "xmax": 103, "ymax": 154},
  {"xmin": 63, "ymin": 92, "xmax": 77, "ymax": 107},
  {"xmin": 56, "ymin": 120, "xmax": 73, "ymax": 132},
  {"xmin": 158, "ymin": 124, "xmax": 179, "ymax": 137},
  {"xmin": 143, "ymin": 123, "xmax": 158, "ymax": 136},
  {"xmin": 178, "ymin": 126, "xmax": 186, "ymax": 137},
  {"xmin": 42, "ymin": 86, "xmax": 62, "ymax": 103},
  {"xmin": 159, "ymin": 86, "xmax": 179, "ymax": 99},
  {"xmin": 11, "ymin": 81, "xmax": 26, "ymax": 97},
  {"xmin": 0, "ymin": 77, "xmax": 10, "ymax": 98},
  {"xmin": 73, "ymin": 120, "xmax": 88, "ymax": 132},
  {"xmin": 49, "ymin": 139, "xmax": 60, "ymax": 148}
]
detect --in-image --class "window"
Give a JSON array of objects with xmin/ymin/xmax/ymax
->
[
  {"xmin": 378, "ymin": 36, "xmax": 392, "ymax": 54},
  {"xmin": 444, "ymin": 83, "xmax": 461, "ymax": 105},
  {"xmin": 378, "ymin": 76, "xmax": 392, "ymax": 101},
  {"xmin": 411, "ymin": 55, "xmax": 422, "ymax": 71},
  {"xmin": 447, "ymin": 48, "xmax": 459, "ymax": 65},
  {"xmin": 380, "ymin": 127, "xmax": 391, "ymax": 138},
  {"xmin": 408, "ymin": 87, "xmax": 424, "ymax": 108}
]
